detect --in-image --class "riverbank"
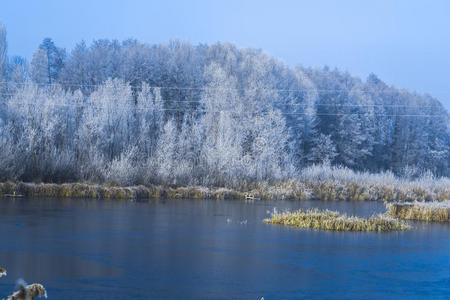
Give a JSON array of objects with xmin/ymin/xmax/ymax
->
[
  {"xmin": 1, "ymin": 166, "xmax": 449, "ymax": 201},
  {"xmin": 0, "ymin": 182, "xmax": 244, "ymax": 200},
  {"xmin": 264, "ymin": 208, "xmax": 410, "ymax": 232}
]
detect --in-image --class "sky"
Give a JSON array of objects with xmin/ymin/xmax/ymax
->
[{"xmin": 1, "ymin": 0, "xmax": 450, "ymax": 109}]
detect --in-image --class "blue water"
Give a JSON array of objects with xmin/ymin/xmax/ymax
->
[{"xmin": 0, "ymin": 198, "xmax": 449, "ymax": 299}]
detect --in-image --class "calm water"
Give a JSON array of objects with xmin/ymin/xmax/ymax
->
[{"xmin": 0, "ymin": 198, "xmax": 449, "ymax": 300}]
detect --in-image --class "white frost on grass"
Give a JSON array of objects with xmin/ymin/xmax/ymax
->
[{"xmin": 399, "ymin": 200, "xmax": 450, "ymax": 209}]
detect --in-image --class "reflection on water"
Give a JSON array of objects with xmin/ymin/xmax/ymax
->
[{"xmin": 1, "ymin": 198, "xmax": 449, "ymax": 299}]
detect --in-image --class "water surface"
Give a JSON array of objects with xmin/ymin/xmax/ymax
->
[{"xmin": 0, "ymin": 198, "xmax": 449, "ymax": 299}]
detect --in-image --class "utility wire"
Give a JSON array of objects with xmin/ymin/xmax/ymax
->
[
  {"xmin": 0, "ymin": 93, "xmax": 442, "ymax": 108},
  {"xmin": 0, "ymin": 81, "xmax": 447, "ymax": 94},
  {"xmin": 3, "ymin": 101, "xmax": 446, "ymax": 118}
]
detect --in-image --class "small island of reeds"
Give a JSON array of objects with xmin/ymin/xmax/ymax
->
[
  {"xmin": 387, "ymin": 201, "xmax": 450, "ymax": 222},
  {"xmin": 264, "ymin": 208, "xmax": 410, "ymax": 232}
]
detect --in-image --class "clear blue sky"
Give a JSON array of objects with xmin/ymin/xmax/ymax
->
[{"xmin": 1, "ymin": 0, "xmax": 450, "ymax": 109}]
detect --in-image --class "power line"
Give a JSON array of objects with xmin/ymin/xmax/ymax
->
[
  {"xmin": 0, "ymin": 81, "xmax": 448, "ymax": 94},
  {"xmin": 3, "ymin": 101, "xmax": 447, "ymax": 118},
  {"xmin": 0, "ymin": 93, "xmax": 442, "ymax": 109}
]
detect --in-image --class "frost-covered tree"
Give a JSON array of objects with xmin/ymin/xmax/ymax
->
[
  {"xmin": 8, "ymin": 56, "xmax": 28, "ymax": 88},
  {"xmin": 59, "ymin": 41, "xmax": 91, "ymax": 94},
  {"xmin": 199, "ymin": 63, "xmax": 245, "ymax": 185},
  {"xmin": 135, "ymin": 84, "xmax": 164, "ymax": 157},
  {"xmin": 4, "ymin": 84, "xmax": 81, "ymax": 181},
  {"xmin": 0, "ymin": 38, "xmax": 449, "ymax": 185},
  {"xmin": 30, "ymin": 48, "xmax": 49, "ymax": 85},
  {"xmin": 0, "ymin": 23, "xmax": 7, "ymax": 86},
  {"xmin": 174, "ymin": 115, "xmax": 204, "ymax": 184},
  {"xmin": 31, "ymin": 38, "xmax": 65, "ymax": 85},
  {"xmin": 286, "ymin": 68, "xmax": 319, "ymax": 168},
  {"xmin": 249, "ymin": 110, "xmax": 291, "ymax": 180},
  {"xmin": 154, "ymin": 118, "xmax": 177, "ymax": 183},
  {"xmin": 82, "ymin": 79, "xmax": 134, "ymax": 161},
  {"xmin": 308, "ymin": 133, "xmax": 337, "ymax": 164}
]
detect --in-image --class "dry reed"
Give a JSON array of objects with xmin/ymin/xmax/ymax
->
[
  {"xmin": 265, "ymin": 208, "xmax": 410, "ymax": 232},
  {"xmin": 387, "ymin": 201, "xmax": 450, "ymax": 222}
]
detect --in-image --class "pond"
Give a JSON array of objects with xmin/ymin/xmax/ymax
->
[{"xmin": 1, "ymin": 198, "xmax": 449, "ymax": 299}]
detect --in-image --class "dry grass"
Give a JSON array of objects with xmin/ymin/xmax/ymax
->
[
  {"xmin": 300, "ymin": 165, "xmax": 450, "ymax": 202},
  {"xmin": 0, "ymin": 181, "xmax": 247, "ymax": 200},
  {"xmin": 387, "ymin": 201, "xmax": 450, "ymax": 222},
  {"xmin": 0, "ymin": 165, "xmax": 449, "ymax": 201},
  {"xmin": 264, "ymin": 208, "xmax": 410, "ymax": 232}
]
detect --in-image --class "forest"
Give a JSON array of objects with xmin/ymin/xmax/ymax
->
[{"xmin": 0, "ymin": 24, "xmax": 449, "ymax": 187}]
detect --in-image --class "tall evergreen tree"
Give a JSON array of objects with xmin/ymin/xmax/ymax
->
[{"xmin": 31, "ymin": 38, "xmax": 65, "ymax": 85}]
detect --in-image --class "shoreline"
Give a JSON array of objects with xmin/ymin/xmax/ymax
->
[{"xmin": 1, "ymin": 179, "xmax": 449, "ymax": 202}]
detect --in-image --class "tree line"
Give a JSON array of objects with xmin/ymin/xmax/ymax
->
[{"xmin": 0, "ymin": 23, "xmax": 449, "ymax": 186}]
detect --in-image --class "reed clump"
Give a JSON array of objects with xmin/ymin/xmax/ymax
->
[
  {"xmin": 264, "ymin": 208, "xmax": 410, "ymax": 232},
  {"xmin": 387, "ymin": 201, "xmax": 450, "ymax": 222}
]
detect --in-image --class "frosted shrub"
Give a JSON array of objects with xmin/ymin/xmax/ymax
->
[
  {"xmin": 104, "ymin": 147, "xmax": 139, "ymax": 186},
  {"xmin": 0, "ymin": 141, "xmax": 21, "ymax": 181},
  {"xmin": 297, "ymin": 164, "xmax": 450, "ymax": 202}
]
